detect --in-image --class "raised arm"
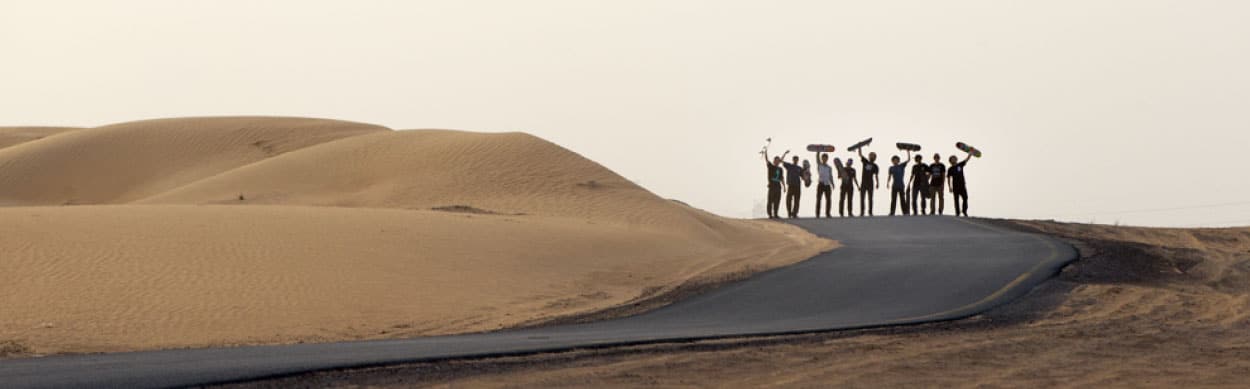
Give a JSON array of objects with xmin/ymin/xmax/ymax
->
[{"xmin": 962, "ymin": 151, "xmax": 973, "ymax": 165}]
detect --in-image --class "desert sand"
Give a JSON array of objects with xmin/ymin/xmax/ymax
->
[
  {"xmin": 0, "ymin": 127, "xmax": 79, "ymax": 150},
  {"xmin": 0, "ymin": 117, "xmax": 834, "ymax": 356},
  {"xmin": 268, "ymin": 221, "xmax": 1250, "ymax": 388}
]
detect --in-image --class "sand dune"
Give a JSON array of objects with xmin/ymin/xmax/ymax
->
[
  {"xmin": 0, "ymin": 117, "xmax": 388, "ymax": 206},
  {"xmin": 0, "ymin": 117, "xmax": 833, "ymax": 356},
  {"xmin": 139, "ymin": 130, "xmax": 716, "ymax": 229},
  {"xmin": 0, "ymin": 127, "xmax": 78, "ymax": 150}
]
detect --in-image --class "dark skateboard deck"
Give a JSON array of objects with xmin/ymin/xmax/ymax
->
[
  {"xmin": 896, "ymin": 142, "xmax": 921, "ymax": 152},
  {"xmin": 956, "ymin": 142, "xmax": 982, "ymax": 158},
  {"xmin": 848, "ymin": 138, "xmax": 872, "ymax": 152},
  {"xmin": 802, "ymin": 160, "xmax": 812, "ymax": 187}
]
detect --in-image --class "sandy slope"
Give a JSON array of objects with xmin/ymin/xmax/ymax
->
[
  {"xmin": 301, "ymin": 221, "xmax": 1250, "ymax": 388},
  {"xmin": 139, "ymin": 130, "xmax": 722, "ymax": 229},
  {"xmin": 0, "ymin": 127, "xmax": 79, "ymax": 150},
  {"xmin": 0, "ymin": 117, "xmax": 833, "ymax": 356},
  {"xmin": 0, "ymin": 117, "xmax": 387, "ymax": 206}
]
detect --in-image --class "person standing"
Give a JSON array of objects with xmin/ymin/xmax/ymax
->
[
  {"xmin": 947, "ymin": 153, "xmax": 973, "ymax": 217},
  {"xmin": 887, "ymin": 150, "xmax": 912, "ymax": 216},
  {"xmin": 908, "ymin": 154, "xmax": 929, "ymax": 215},
  {"xmin": 857, "ymin": 149, "xmax": 880, "ymax": 217},
  {"xmin": 838, "ymin": 158, "xmax": 859, "ymax": 217},
  {"xmin": 763, "ymin": 149, "xmax": 788, "ymax": 219},
  {"xmin": 814, "ymin": 151, "xmax": 834, "ymax": 218},
  {"xmin": 928, "ymin": 153, "xmax": 946, "ymax": 215},
  {"xmin": 782, "ymin": 155, "xmax": 805, "ymax": 218}
]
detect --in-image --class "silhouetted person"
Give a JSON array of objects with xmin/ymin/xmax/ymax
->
[
  {"xmin": 838, "ymin": 158, "xmax": 859, "ymax": 217},
  {"xmin": 782, "ymin": 155, "xmax": 805, "ymax": 218},
  {"xmin": 858, "ymin": 149, "xmax": 879, "ymax": 217},
  {"xmin": 887, "ymin": 150, "xmax": 912, "ymax": 216},
  {"xmin": 815, "ymin": 152, "xmax": 834, "ymax": 218},
  {"xmin": 947, "ymin": 153, "xmax": 973, "ymax": 217},
  {"xmin": 908, "ymin": 154, "xmax": 928, "ymax": 215},
  {"xmin": 928, "ymin": 153, "xmax": 946, "ymax": 215},
  {"xmin": 763, "ymin": 149, "xmax": 787, "ymax": 219}
]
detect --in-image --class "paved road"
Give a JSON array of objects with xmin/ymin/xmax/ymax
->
[{"xmin": 0, "ymin": 216, "xmax": 1075, "ymax": 389}]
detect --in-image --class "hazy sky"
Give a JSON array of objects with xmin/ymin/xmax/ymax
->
[{"xmin": 3, "ymin": 1, "xmax": 1248, "ymax": 226}]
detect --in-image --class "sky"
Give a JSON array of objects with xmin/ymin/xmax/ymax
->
[{"xmin": 2, "ymin": 1, "xmax": 1248, "ymax": 227}]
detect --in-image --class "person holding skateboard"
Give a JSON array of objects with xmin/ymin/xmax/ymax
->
[
  {"xmin": 887, "ymin": 150, "xmax": 912, "ymax": 216},
  {"xmin": 857, "ymin": 149, "xmax": 880, "ymax": 217},
  {"xmin": 947, "ymin": 153, "xmax": 973, "ymax": 217},
  {"xmin": 838, "ymin": 158, "xmax": 859, "ymax": 217},
  {"xmin": 762, "ymin": 149, "xmax": 788, "ymax": 219},
  {"xmin": 782, "ymin": 155, "xmax": 806, "ymax": 218},
  {"xmin": 908, "ymin": 154, "xmax": 929, "ymax": 215},
  {"xmin": 928, "ymin": 153, "xmax": 946, "ymax": 215},
  {"xmin": 814, "ymin": 151, "xmax": 834, "ymax": 218}
]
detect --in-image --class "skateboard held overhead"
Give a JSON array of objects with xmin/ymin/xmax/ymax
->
[
  {"xmin": 806, "ymin": 144, "xmax": 836, "ymax": 152},
  {"xmin": 956, "ymin": 142, "xmax": 983, "ymax": 158},
  {"xmin": 848, "ymin": 138, "xmax": 873, "ymax": 152},
  {"xmin": 896, "ymin": 142, "xmax": 921, "ymax": 152}
]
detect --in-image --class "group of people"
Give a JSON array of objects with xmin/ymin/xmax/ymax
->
[{"xmin": 763, "ymin": 143, "xmax": 974, "ymax": 219}]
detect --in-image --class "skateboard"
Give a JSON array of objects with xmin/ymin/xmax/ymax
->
[
  {"xmin": 801, "ymin": 160, "xmax": 812, "ymax": 187},
  {"xmin": 956, "ymin": 142, "xmax": 982, "ymax": 158},
  {"xmin": 806, "ymin": 144, "xmax": 836, "ymax": 152},
  {"xmin": 896, "ymin": 142, "xmax": 921, "ymax": 152},
  {"xmin": 833, "ymin": 157, "xmax": 845, "ymax": 179},
  {"xmin": 847, "ymin": 138, "xmax": 872, "ymax": 152}
]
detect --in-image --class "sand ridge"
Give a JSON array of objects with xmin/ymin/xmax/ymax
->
[
  {"xmin": 0, "ymin": 117, "xmax": 389, "ymax": 206},
  {"xmin": 138, "ymin": 129, "xmax": 725, "ymax": 230},
  {"xmin": 0, "ymin": 117, "xmax": 834, "ymax": 356},
  {"xmin": 0, "ymin": 127, "xmax": 79, "ymax": 150}
]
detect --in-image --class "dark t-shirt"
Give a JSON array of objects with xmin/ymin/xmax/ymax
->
[
  {"xmin": 949, "ymin": 161, "xmax": 967, "ymax": 188},
  {"xmin": 911, "ymin": 163, "xmax": 929, "ymax": 188},
  {"xmin": 766, "ymin": 162, "xmax": 783, "ymax": 185},
  {"xmin": 929, "ymin": 162, "xmax": 946, "ymax": 187},
  {"xmin": 861, "ymin": 158, "xmax": 879, "ymax": 186},
  {"xmin": 889, "ymin": 161, "xmax": 908, "ymax": 188},
  {"xmin": 782, "ymin": 162, "xmax": 804, "ymax": 187},
  {"xmin": 840, "ymin": 167, "xmax": 857, "ymax": 187}
]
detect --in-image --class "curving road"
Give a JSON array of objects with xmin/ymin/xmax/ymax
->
[{"xmin": 0, "ymin": 216, "xmax": 1075, "ymax": 389}]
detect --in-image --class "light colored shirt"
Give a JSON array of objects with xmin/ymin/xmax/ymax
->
[{"xmin": 817, "ymin": 164, "xmax": 834, "ymax": 185}]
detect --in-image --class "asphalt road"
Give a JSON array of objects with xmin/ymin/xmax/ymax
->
[{"xmin": 0, "ymin": 216, "xmax": 1076, "ymax": 389}]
